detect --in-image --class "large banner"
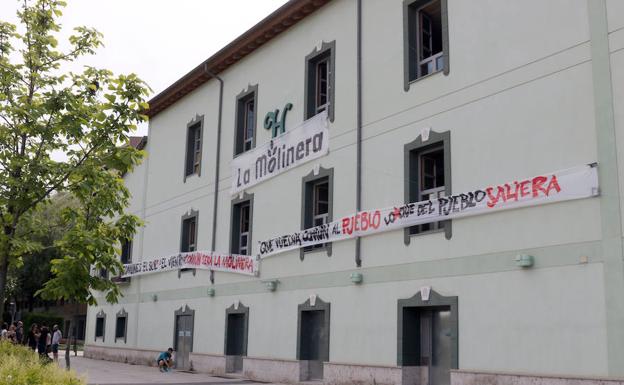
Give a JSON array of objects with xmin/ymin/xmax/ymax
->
[
  {"xmin": 122, "ymin": 251, "xmax": 259, "ymax": 278},
  {"xmin": 258, "ymin": 164, "xmax": 599, "ymax": 258},
  {"xmin": 231, "ymin": 111, "xmax": 329, "ymax": 194}
]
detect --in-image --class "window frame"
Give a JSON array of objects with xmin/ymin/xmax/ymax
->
[
  {"xmin": 300, "ymin": 167, "xmax": 334, "ymax": 260},
  {"xmin": 403, "ymin": 0, "xmax": 449, "ymax": 91},
  {"xmin": 112, "ymin": 238, "xmax": 132, "ymax": 284},
  {"xmin": 114, "ymin": 308, "xmax": 128, "ymax": 344},
  {"xmin": 179, "ymin": 210, "xmax": 199, "ymax": 277},
  {"xmin": 234, "ymin": 85, "xmax": 258, "ymax": 156},
  {"xmin": 184, "ymin": 115, "xmax": 204, "ymax": 181},
  {"xmin": 304, "ymin": 41, "xmax": 335, "ymax": 122},
  {"xmin": 180, "ymin": 210, "xmax": 199, "ymax": 253},
  {"xmin": 404, "ymin": 130, "xmax": 451, "ymax": 244},
  {"xmin": 230, "ymin": 193, "xmax": 254, "ymax": 255},
  {"xmin": 94, "ymin": 310, "xmax": 106, "ymax": 342}
]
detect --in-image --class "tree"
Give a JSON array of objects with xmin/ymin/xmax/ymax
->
[
  {"xmin": 0, "ymin": 0, "xmax": 149, "ymax": 308},
  {"xmin": 8, "ymin": 192, "xmax": 77, "ymax": 313}
]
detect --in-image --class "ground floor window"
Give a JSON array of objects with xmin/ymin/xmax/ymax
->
[
  {"xmin": 95, "ymin": 310, "xmax": 106, "ymax": 341},
  {"xmin": 115, "ymin": 308, "xmax": 128, "ymax": 343}
]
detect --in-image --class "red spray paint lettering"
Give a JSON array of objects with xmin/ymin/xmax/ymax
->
[
  {"xmin": 485, "ymin": 175, "xmax": 561, "ymax": 208},
  {"xmin": 341, "ymin": 210, "xmax": 381, "ymax": 235}
]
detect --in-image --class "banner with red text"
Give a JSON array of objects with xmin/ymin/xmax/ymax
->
[
  {"xmin": 121, "ymin": 251, "xmax": 259, "ymax": 277},
  {"xmin": 258, "ymin": 164, "xmax": 599, "ymax": 258}
]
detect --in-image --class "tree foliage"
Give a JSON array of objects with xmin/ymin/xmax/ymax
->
[{"xmin": 0, "ymin": 0, "xmax": 149, "ymax": 306}]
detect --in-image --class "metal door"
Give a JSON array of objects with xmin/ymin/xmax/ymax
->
[
  {"xmin": 226, "ymin": 313, "xmax": 245, "ymax": 372},
  {"xmin": 420, "ymin": 308, "xmax": 452, "ymax": 385},
  {"xmin": 175, "ymin": 315, "xmax": 193, "ymax": 370},
  {"xmin": 300, "ymin": 310, "xmax": 327, "ymax": 381}
]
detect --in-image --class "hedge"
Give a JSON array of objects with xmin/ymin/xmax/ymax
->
[
  {"xmin": 21, "ymin": 312, "xmax": 64, "ymax": 333},
  {"xmin": 0, "ymin": 341, "xmax": 84, "ymax": 384}
]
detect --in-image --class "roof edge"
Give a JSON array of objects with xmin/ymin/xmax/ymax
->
[{"xmin": 146, "ymin": 0, "xmax": 331, "ymax": 118}]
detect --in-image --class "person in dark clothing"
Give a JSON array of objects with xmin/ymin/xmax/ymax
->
[
  {"xmin": 26, "ymin": 324, "xmax": 39, "ymax": 351},
  {"xmin": 15, "ymin": 321, "xmax": 23, "ymax": 345},
  {"xmin": 38, "ymin": 325, "xmax": 51, "ymax": 361}
]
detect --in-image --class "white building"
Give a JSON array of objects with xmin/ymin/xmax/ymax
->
[{"xmin": 85, "ymin": 1, "xmax": 624, "ymax": 384}]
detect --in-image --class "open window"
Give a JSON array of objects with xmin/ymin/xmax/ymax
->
[
  {"xmin": 305, "ymin": 41, "xmax": 335, "ymax": 122},
  {"xmin": 404, "ymin": 130, "xmax": 451, "ymax": 243},
  {"xmin": 184, "ymin": 116, "xmax": 203, "ymax": 180},
  {"xmin": 404, "ymin": 0, "xmax": 449, "ymax": 89},
  {"xmin": 231, "ymin": 193, "xmax": 253, "ymax": 255},
  {"xmin": 181, "ymin": 211, "xmax": 198, "ymax": 253},
  {"xmin": 234, "ymin": 85, "xmax": 258, "ymax": 156},
  {"xmin": 301, "ymin": 167, "xmax": 333, "ymax": 259}
]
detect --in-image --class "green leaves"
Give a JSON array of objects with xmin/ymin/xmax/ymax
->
[{"xmin": 0, "ymin": 0, "xmax": 150, "ymax": 307}]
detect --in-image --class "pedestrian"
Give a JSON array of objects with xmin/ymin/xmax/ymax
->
[
  {"xmin": 51, "ymin": 324, "xmax": 62, "ymax": 363},
  {"xmin": 156, "ymin": 348, "xmax": 174, "ymax": 372},
  {"xmin": 26, "ymin": 324, "xmax": 39, "ymax": 351},
  {"xmin": 16, "ymin": 321, "xmax": 23, "ymax": 344},
  {"xmin": 38, "ymin": 325, "xmax": 51, "ymax": 362},
  {"xmin": 0, "ymin": 322, "xmax": 7, "ymax": 340},
  {"xmin": 6, "ymin": 324, "xmax": 17, "ymax": 344}
]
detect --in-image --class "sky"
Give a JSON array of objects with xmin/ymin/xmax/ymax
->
[{"xmin": 0, "ymin": 0, "xmax": 290, "ymax": 136}]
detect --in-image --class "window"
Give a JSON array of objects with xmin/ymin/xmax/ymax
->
[
  {"xmin": 404, "ymin": 0, "xmax": 449, "ymax": 89},
  {"xmin": 235, "ymin": 85, "xmax": 257, "ymax": 156},
  {"xmin": 305, "ymin": 41, "xmax": 335, "ymax": 122},
  {"xmin": 95, "ymin": 310, "xmax": 106, "ymax": 341},
  {"xmin": 112, "ymin": 238, "xmax": 132, "ymax": 283},
  {"xmin": 115, "ymin": 309, "xmax": 127, "ymax": 343},
  {"xmin": 181, "ymin": 211, "xmax": 198, "ymax": 253},
  {"xmin": 231, "ymin": 194, "xmax": 253, "ymax": 255},
  {"xmin": 120, "ymin": 238, "xmax": 132, "ymax": 264},
  {"xmin": 301, "ymin": 167, "xmax": 333, "ymax": 258},
  {"xmin": 184, "ymin": 116, "xmax": 203, "ymax": 179},
  {"xmin": 404, "ymin": 131, "xmax": 451, "ymax": 243}
]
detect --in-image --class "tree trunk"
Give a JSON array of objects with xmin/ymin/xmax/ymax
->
[{"xmin": 0, "ymin": 251, "xmax": 9, "ymax": 310}]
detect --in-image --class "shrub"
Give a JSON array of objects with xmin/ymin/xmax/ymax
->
[
  {"xmin": 0, "ymin": 341, "xmax": 84, "ymax": 385},
  {"xmin": 21, "ymin": 313, "xmax": 64, "ymax": 333}
]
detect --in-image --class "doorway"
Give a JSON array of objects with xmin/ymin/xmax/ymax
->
[
  {"xmin": 398, "ymin": 290, "xmax": 457, "ymax": 385},
  {"xmin": 224, "ymin": 302, "xmax": 249, "ymax": 373},
  {"xmin": 173, "ymin": 305, "xmax": 195, "ymax": 370},
  {"xmin": 297, "ymin": 296, "xmax": 330, "ymax": 382}
]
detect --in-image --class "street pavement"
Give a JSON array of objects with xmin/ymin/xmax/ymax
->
[{"xmin": 59, "ymin": 356, "xmax": 275, "ymax": 385}]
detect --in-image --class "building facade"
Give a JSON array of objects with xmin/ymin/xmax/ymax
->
[{"xmin": 85, "ymin": 1, "xmax": 624, "ymax": 384}]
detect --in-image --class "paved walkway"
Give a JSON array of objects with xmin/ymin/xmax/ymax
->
[{"xmin": 59, "ymin": 356, "xmax": 273, "ymax": 385}]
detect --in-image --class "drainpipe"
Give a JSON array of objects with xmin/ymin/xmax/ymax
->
[
  {"xmin": 204, "ymin": 63, "xmax": 224, "ymax": 284},
  {"xmin": 355, "ymin": 0, "xmax": 363, "ymax": 267}
]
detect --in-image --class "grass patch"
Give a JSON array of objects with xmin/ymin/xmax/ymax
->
[{"xmin": 0, "ymin": 341, "xmax": 84, "ymax": 385}]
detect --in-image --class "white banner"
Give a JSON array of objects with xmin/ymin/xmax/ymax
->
[
  {"xmin": 231, "ymin": 111, "xmax": 329, "ymax": 194},
  {"xmin": 122, "ymin": 251, "xmax": 259, "ymax": 278},
  {"xmin": 258, "ymin": 164, "xmax": 599, "ymax": 258}
]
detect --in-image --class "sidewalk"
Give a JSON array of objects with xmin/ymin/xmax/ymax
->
[{"xmin": 59, "ymin": 356, "xmax": 272, "ymax": 385}]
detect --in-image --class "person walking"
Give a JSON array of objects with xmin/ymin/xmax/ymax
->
[
  {"xmin": 51, "ymin": 325, "xmax": 62, "ymax": 363},
  {"xmin": 26, "ymin": 324, "xmax": 39, "ymax": 351},
  {"xmin": 38, "ymin": 325, "xmax": 51, "ymax": 362}
]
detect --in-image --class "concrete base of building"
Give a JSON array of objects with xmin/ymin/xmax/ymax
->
[
  {"xmin": 242, "ymin": 356, "xmax": 301, "ymax": 383},
  {"xmin": 84, "ymin": 345, "xmax": 160, "ymax": 367},
  {"xmin": 83, "ymin": 347, "xmax": 624, "ymax": 385},
  {"xmin": 451, "ymin": 370, "xmax": 624, "ymax": 385},
  {"xmin": 188, "ymin": 352, "xmax": 226, "ymax": 375}
]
